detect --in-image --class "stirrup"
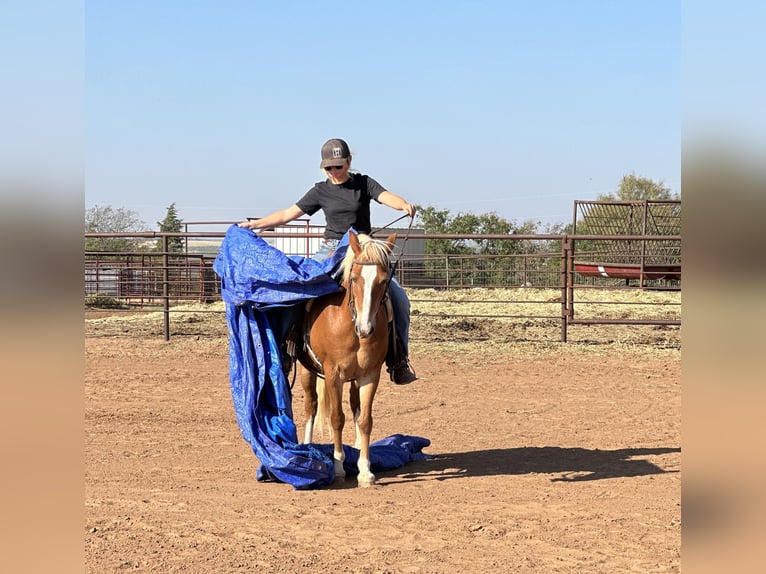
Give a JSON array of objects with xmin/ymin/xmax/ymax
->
[{"xmin": 390, "ymin": 360, "xmax": 417, "ymax": 385}]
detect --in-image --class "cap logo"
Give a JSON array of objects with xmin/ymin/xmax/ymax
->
[{"xmin": 332, "ymin": 147, "xmax": 343, "ymax": 158}]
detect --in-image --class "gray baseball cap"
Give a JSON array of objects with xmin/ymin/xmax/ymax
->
[{"xmin": 320, "ymin": 138, "xmax": 351, "ymax": 168}]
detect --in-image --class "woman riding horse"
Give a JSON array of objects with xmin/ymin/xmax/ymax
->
[{"xmin": 238, "ymin": 138, "xmax": 417, "ymax": 385}]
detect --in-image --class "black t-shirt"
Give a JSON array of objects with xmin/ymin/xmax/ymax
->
[{"xmin": 296, "ymin": 173, "xmax": 386, "ymax": 239}]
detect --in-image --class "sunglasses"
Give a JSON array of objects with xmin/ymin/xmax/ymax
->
[{"xmin": 324, "ymin": 164, "xmax": 345, "ymax": 171}]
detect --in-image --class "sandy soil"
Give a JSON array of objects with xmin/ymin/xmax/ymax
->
[{"xmin": 85, "ymin": 323, "xmax": 680, "ymax": 573}]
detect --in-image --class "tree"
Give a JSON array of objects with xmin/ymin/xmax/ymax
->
[
  {"xmin": 578, "ymin": 175, "xmax": 681, "ymax": 266},
  {"xmin": 599, "ymin": 173, "xmax": 678, "ymax": 201},
  {"xmin": 415, "ymin": 206, "xmax": 550, "ymax": 286},
  {"xmin": 416, "ymin": 205, "xmax": 461, "ymax": 255},
  {"xmin": 155, "ymin": 203, "xmax": 184, "ymax": 252},
  {"xmin": 416, "ymin": 205, "xmax": 536, "ymax": 255},
  {"xmin": 85, "ymin": 205, "xmax": 148, "ymax": 252}
]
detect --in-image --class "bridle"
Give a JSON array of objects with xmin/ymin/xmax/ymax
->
[
  {"xmin": 346, "ymin": 260, "xmax": 390, "ymax": 326},
  {"xmin": 347, "ymin": 213, "xmax": 414, "ymax": 326}
]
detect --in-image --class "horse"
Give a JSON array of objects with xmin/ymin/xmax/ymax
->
[{"xmin": 297, "ymin": 231, "xmax": 397, "ymax": 488}]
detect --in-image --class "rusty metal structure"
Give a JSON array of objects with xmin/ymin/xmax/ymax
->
[
  {"xmin": 85, "ymin": 222, "xmax": 681, "ymax": 342},
  {"xmin": 571, "ymin": 200, "xmax": 681, "ymax": 286}
]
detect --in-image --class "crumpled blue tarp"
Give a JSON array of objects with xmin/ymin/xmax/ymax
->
[{"xmin": 213, "ymin": 225, "xmax": 430, "ymax": 489}]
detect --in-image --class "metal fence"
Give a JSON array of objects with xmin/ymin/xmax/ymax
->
[{"xmin": 85, "ymin": 230, "xmax": 681, "ymax": 341}]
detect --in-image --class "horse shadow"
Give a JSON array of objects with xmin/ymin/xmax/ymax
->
[{"xmin": 381, "ymin": 446, "xmax": 680, "ymax": 483}]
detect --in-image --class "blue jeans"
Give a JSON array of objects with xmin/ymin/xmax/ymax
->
[{"xmin": 313, "ymin": 238, "xmax": 410, "ymax": 359}]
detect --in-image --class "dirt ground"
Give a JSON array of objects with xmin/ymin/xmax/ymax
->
[{"xmin": 85, "ymin": 318, "xmax": 680, "ymax": 573}]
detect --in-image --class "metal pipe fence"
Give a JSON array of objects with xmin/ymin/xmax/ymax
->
[{"xmin": 84, "ymin": 230, "xmax": 681, "ymax": 341}]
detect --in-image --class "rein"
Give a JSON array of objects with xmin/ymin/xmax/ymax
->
[{"xmin": 371, "ymin": 214, "xmax": 414, "ymax": 286}]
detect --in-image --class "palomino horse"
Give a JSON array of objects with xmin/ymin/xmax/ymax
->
[{"xmin": 297, "ymin": 231, "xmax": 397, "ymax": 487}]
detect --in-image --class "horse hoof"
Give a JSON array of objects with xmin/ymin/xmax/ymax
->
[{"xmin": 357, "ymin": 475, "xmax": 376, "ymax": 488}]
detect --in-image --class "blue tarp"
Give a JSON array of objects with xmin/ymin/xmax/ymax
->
[{"xmin": 213, "ymin": 225, "xmax": 430, "ymax": 489}]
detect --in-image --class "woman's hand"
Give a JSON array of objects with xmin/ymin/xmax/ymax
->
[
  {"xmin": 238, "ymin": 218, "xmax": 263, "ymax": 230},
  {"xmin": 402, "ymin": 202, "xmax": 416, "ymax": 218}
]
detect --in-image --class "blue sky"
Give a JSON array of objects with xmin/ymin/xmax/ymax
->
[{"xmin": 85, "ymin": 1, "xmax": 680, "ymax": 230}]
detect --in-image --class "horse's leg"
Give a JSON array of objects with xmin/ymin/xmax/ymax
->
[
  {"xmin": 299, "ymin": 365, "xmax": 317, "ymax": 444},
  {"xmin": 349, "ymin": 381, "xmax": 362, "ymax": 450},
  {"xmin": 355, "ymin": 377, "xmax": 380, "ymax": 488},
  {"xmin": 326, "ymin": 373, "xmax": 347, "ymax": 482}
]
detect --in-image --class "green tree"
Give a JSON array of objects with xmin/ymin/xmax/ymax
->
[
  {"xmin": 155, "ymin": 203, "xmax": 184, "ymax": 252},
  {"xmin": 415, "ymin": 206, "xmax": 550, "ymax": 286},
  {"xmin": 577, "ymin": 175, "xmax": 681, "ymax": 265},
  {"xmin": 417, "ymin": 205, "xmax": 460, "ymax": 254},
  {"xmin": 85, "ymin": 205, "xmax": 148, "ymax": 252},
  {"xmin": 599, "ymin": 173, "xmax": 678, "ymax": 201},
  {"xmin": 416, "ymin": 205, "xmax": 537, "ymax": 255}
]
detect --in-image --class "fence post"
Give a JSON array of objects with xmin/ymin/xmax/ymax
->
[
  {"xmin": 163, "ymin": 235, "xmax": 170, "ymax": 341},
  {"xmin": 560, "ymin": 235, "xmax": 570, "ymax": 342}
]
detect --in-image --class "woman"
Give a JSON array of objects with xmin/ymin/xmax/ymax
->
[{"xmin": 238, "ymin": 138, "xmax": 418, "ymax": 385}]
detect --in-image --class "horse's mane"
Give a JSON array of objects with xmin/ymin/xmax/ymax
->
[{"xmin": 338, "ymin": 234, "xmax": 391, "ymax": 282}]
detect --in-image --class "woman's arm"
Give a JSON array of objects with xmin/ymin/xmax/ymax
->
[
  {"xmin": 238, "ymin": 204, "xmax": 306, "ymax": 230},
  {"xmin": 378, "ymin": 191, "xmax": 417, "ymax": 218}
]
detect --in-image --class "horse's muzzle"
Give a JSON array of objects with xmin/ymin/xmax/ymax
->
[{"xmin": 355, "ymin": 324, "xmax": 374, "ymax": 338}]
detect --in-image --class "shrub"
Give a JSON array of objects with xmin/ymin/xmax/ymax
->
[{"xmin": 85, "ymin": 294, "xmax": 126, "ymax": 308}]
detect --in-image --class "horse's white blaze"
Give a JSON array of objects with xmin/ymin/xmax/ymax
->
[{"xmin": 357, "ymin": 265, "xmax": 378, "ymax": 336}]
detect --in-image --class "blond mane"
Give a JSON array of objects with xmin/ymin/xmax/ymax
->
[{"xmin": 338, "ymin": 234, "xmax": 391, "ymax": 282}]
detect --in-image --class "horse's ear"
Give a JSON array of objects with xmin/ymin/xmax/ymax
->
[
  {"xmin": 349, "ymin": 231, "xmax": 362, "ymax": 255},
  {"xmin": 384, "ymin": 233, "xmax": 397, "ymax": 253}
]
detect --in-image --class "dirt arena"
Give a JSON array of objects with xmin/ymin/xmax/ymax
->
[{"xmin": 85, "ymin": 313, "xmax": 680, "ymax": 573}]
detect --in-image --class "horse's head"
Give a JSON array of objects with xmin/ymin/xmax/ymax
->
[{"xmin": 341, "ymin": 232, "xmax": 397, "ymax": 339}]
